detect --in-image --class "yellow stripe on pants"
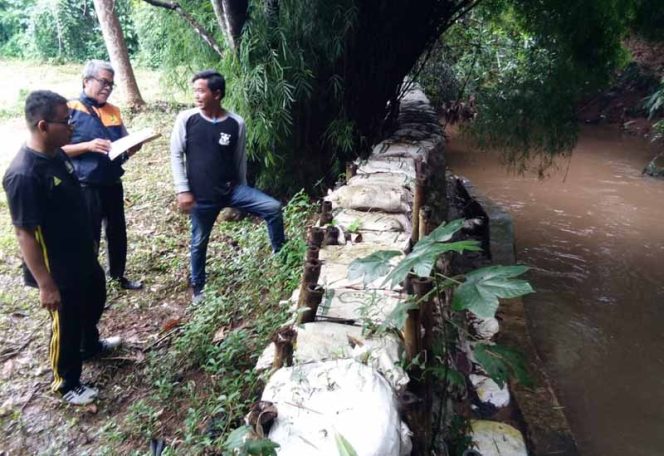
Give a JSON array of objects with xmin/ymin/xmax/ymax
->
[
  {"xmin": 35, "ymin": 226, "xmax": 62, "ymax": 392},
  {"xmin": 49, "ymin": 310, "xmax": 63, "ymax": 392}
]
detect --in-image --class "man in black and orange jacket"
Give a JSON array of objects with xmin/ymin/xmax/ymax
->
[{"xmin": 62, "ymin": 60, "xmax": 142, "ymax": 290}]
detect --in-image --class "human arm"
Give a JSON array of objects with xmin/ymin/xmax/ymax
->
[
  {"xmin": 3, "ymin": 173, "xmax": 59, "ymax": 309},
  {"xmin": 62, "ymin": 139, "xmax": 111, "ymax": 158},
  {"xmin": 170, "ymin": 111, "xmax": 194, "ymax": 212},
  {"xmin": 15, "ymin": 228, "xmax": 60, "ymax": 311},
  {"xmin": 233, "ymin": 115, "xmax": 248, "ymax": 186}
]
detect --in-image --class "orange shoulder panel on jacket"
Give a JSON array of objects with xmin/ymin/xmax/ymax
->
[
  {"xmin": 98, "ymin": 103, "xmax": 123, "ymax": 127},
  {"xmin": 68, "ymin": 99, "xmax": 88, "ymax": 113}
]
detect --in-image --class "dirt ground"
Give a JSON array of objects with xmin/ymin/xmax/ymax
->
[{"xmin": 0, "ymin": 63, "xmax": 193, "ymax": 454}]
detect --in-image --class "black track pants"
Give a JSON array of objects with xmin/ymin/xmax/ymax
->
[
  {"xmin": 81, "ymin": 182, "xmax": 128, "ymax": 280},
  {"xmin": 49, "ymin": 264, "xmax": 106, "ymax": 393}
]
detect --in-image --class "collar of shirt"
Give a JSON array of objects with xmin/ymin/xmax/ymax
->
[{"xmin": 80, "ymin": 91, "xmax": 105, "ymax": 108}]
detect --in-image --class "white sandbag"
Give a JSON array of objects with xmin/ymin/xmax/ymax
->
[
  {"xmin": 354, "ymin": 230, "xmax": 411, "ymax": 249},
  {"xmin": 320, "ymin": 260, "xmax": 401, "ymax": 291},
  {"xmin": 348, "ymin": 172, "xmax": 414, "ymax": 189},
  {"xmin": 255, "ymin": 322, "xmax": 363, "ymax": 371},
  {"xmin": 351, "ymin": 335, "xmax": 409, "ymax": 394},
  {"xmin": 319, "ymin": 245, "xmax": 403, "ymax": 290},
  {"xmin": 356, "ymin": 157, "xmax": 417, "ymax": 180},
  {"xmin": 470, "ymin": 420, "xmax": 528, "ymax": 456},
  {"xmin": 326, "ymin": 184, "xmax": 412, "ymax": 214},
  {"xmin": 318, "ymin": 288, "xmax": 403, "ymax": 324},
  {"xmin": 400, "ymin": 88, "xmax": 430, "ymax": 105},
  {"xmin": 320, "ymin": 243, "xmax": 404, "ymax": 265},
  {"xmin": 471, "ymin": 316, "xmax": 500, "ymax": 340},
  {"xmin": 469, "ymin": 374, "xmax": 510, "ymax": 408},
  {"xmin": 371, "ymin": 142, "xmax": 429, "ymax": 163},
  {"xmin": 262, "ymin": 359, "xmax": 412, "ymax": 456},
  {"xmin": 255, "ymin": 322, "xmax": 409, "ymax": 393},
  {"xmin": 334, "ymin": 209, "xmax": 411, "ymax": 233}
]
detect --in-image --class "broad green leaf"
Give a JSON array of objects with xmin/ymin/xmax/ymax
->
[
  {"xmin": 473, "ymin": 343, "xmax": 533, "ymax": 388},
  {"xmin": 347, "ymin": 250, "xmax": 402, "ymax": 284},
  {"xmin": 453, "ymin": 265, "xmax": 533, "ymax": 318},
  {"xmin": 426, "ymin": 218, "xmax": 465, "ymax": 242},
  {"xmin": 335, "ymin": 432, "xmax": 359, "ymax": 456},
  {"xmin": 384, "ymin": 240, "xmax": 481, "ymax": 287},
  {"xmin": 245, "ymin": 438, "xmax": 280, "ymax": 456},
  {"xmin": 224, "ymin": 425, "xmax": 252, "ymax": 453},
  {"xmin": 223, "ymin": 425, "xmax": 280, "ymax": 456}
]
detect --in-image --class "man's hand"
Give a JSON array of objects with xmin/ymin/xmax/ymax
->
[
  {"xmin": 177, "ymin": 192, "xmax": 195, "ymax": 213},
  {"xmin": 39, "ymin": 282, "xmax": 61, "ymax": 311},
  {"xmin": 87, "ymin": 138, "xmax": 112, "ymax": 154}
]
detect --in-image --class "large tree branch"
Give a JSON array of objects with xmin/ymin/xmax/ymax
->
[
  {"xmin": 210, "ymin": 0, "xmax": 248, "ymax": 52},
  {"xmin": 141, "ymin": 0, "xmax": 225, "ymax": 58}
]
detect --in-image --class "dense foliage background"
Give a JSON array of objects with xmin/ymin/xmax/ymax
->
[{"xmin": 1, "ymin": 0, "xmax": 661, "ymax": 191}]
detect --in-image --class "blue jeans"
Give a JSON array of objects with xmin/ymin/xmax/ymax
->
[{"xmin": 190, "ymin": 184, "xmax": 285, "ymax": 293}]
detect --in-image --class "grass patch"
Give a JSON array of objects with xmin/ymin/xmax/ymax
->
[
  {"xmin": 101, "ymin": 189, "xmax": 313, "ymax": 453},
  {"xmin": 0, "ymin": 73, "xmax": 314, "ymax": 452}
]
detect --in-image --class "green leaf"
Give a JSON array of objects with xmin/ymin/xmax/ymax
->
[
  {"xmin": 453, "ymin": 265, "xmax": 533, "ymax": 318},
  {"xmin": 224, "ymin": 425, "xmax": 252, "ymax": 453},
  {"xmin": 384, "ymin": 240, "xmax": 481, "ymax": 287},
  {"xmin": 335, "ymin": 432, "xmax": 359, "ymax": 456},
  {"xmin": 473, "ymin": 343, "xmax": 533, "ymax": 388},
  {"xmin": 223, "ymin": 425, "xmax": 280, "ymax": 456},
  {"xmin": 245, "ymin": 438, "xmax": 280, "ymax": 456},
  {"xmin": 347, "ymin": 250, "xmax": 402, "ymax": 284},
  {"xmin": 426, "ymin": 218, "xmax": 465, "ymax": 243}
]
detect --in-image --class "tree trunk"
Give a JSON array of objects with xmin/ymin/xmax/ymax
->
[
  {"xmin": 210, "ymin": 0, "xmax": 248, "ymax": 51},
  {"xmin": 92, "ymin": 0, "xmax": 145, "ymax": 107}
]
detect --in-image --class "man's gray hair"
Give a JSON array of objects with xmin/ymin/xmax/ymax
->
[{"xmin": 82, "ymin": 60, "xmax": 114, "ymax": 80}]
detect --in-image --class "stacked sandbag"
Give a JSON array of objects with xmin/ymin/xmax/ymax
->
[{"xmin": 253, "ymin": 85, "xmax": 527, "ymax": 456}]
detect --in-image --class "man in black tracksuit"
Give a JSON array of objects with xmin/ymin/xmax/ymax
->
[{"xmin": 3, "ymin": 91, "xmax": 118, "ymax": 405}]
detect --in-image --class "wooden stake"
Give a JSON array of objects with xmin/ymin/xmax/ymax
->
[
  {"xmin": 411, "ymin": 173, "xmax": 426, "ymax": 245},
  {"xmin": 272, "ymin": 327, "xmax": 297, "ymax": 369},
  {"xmin": 320, "ymin": 200, "xmax": 333, "ymax": 225},
  {"xmin": 302, "ymin": 259, "xmax": 322, "ymax": 285},
  {"xmin": 306, "ymin": 245, "xmax": 320, "ymax": 262},
  {"xmin": 297, "ymin": 284, "xmax": 324, "ymax": 324},
  {"xmin": 419, "ymin": 205, "xmax": 431, "ymax": 240},
  {"xmin": 412, "ymin": 276, "xmax": 434, "ymax": 356},
  {"xmin": 324, "ymin": 225, "xmax": 340, "ymax": 246},
  {"xmin": 403, "ymin": 274, "xmax": 420, "ymax": 362},
  {"xmin": 307, "ymin": 226, "xmax": 325, "ymax": 247}
]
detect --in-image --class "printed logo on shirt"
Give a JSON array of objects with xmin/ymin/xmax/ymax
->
[
  {"xmin": 53, "ymin": 176, "xmax": 62, "ymax": 186},
  {"xmin": 219, "ymin": 132, "xmax": 231, "ymax": 146}
]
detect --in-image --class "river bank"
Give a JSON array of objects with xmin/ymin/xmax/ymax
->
[{"xmin": 447, "ymin": 124, "xmax": 664, "ymax": 456}]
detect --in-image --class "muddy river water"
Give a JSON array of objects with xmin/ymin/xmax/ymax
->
[{"xmin": 446, "ymin": 126, "xmax": 664, "ymax": 456}]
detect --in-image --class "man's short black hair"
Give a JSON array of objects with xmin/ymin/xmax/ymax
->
[
  {"xmin": 192, "ymin": 69, "xmax": 225, "ymax": 98},
  {"xmin": 25, "ymin": 90, "xmax": 68, "ymax": 131}
]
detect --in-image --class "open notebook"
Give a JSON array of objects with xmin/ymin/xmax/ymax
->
[{"xmin": 109, "ymin": 128, "xmax": 161, "ymax": 160}]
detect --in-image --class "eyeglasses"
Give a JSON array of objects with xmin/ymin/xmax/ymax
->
[
  {"xmin": 90, "ymin": 77, "xmax": 115, "ymax": 89},
  {"xmin": 46, "ymin": 115, "xmax": 74, "ymax": 126}
]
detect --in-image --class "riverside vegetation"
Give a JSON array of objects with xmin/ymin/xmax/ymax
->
[{"xmin": 0, "ymin": 96, "xmax": 315, "ymax": 454}]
